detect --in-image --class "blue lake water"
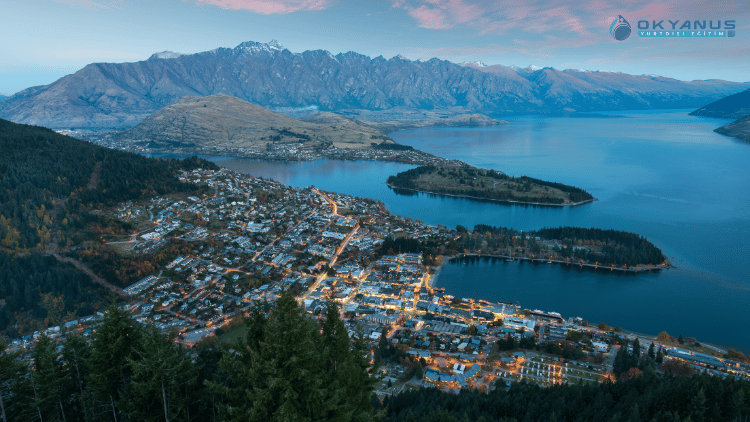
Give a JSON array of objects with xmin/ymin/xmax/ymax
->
[{"xmin": 212, "ymin": 109, "xmax": 750, "ymax": 350}]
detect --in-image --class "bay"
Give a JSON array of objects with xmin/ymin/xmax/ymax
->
[{"xmin": 211, "ymin": 109, "xmax": 750, "ymax": 350}]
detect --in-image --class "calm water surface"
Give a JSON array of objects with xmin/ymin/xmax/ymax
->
[{"xmin": 212, "ymin": 110, "xmax": 750, "ymax": 350}]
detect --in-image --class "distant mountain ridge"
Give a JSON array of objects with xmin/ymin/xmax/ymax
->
[
  {"xmin": 115, "ymin": 94, "xmax": 390, "ymax": 151},
  {"xmin": 0, "ymin": 40, "xmax": 747, "ymax": 128},
  {"xmin": 689, "ymin": 88, "xmax": 750, "ymax": 119},
  {"xmin": 115, "ymin": 94, "xmax": 508, "ymax": 154}
]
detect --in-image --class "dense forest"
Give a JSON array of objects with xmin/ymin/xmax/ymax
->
[
  {"xmin": 0, "ymin": 118, "xmax": 217, "ymax": 334},
  {"xmin": 454, "ymin": 225, "xmax": 667, "ymax": 268},
  {"xmin": 0, "ymin": 252, "xmax": 105, "ymax": 335},
  {"xmin": 373, "ymin": 224, "xmax": 666, "ymax": 268},
  {"xmin": 2, "ymin": 294, "xmax": 749, "ymax": 422},
  {"xmin": 386, "ymin": 165, "xmax": 593, "ymax": 205},
  {"xmin": 0, "ymin": 118, "xmax": 216, "ymax": 250},
  {"xmin": 0, "ymin": 293, "xmax": 378, "ymax": 422},
  {"xmin": 383, "ymin": 374, "xmax": 750, "ymax": 422},
  {"xmin": 371, "ymin": 143, "xmax": 414, "ymax": 151},
  {"xmin": 536, "ymin": 227, "xmax": 667, "ymax": 268}
]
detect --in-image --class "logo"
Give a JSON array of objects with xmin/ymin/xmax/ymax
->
[
  {"xmin": 610, "ymin": 15, "xmax": 631, "ymax": 41},
  {"xmin": 636, "ymin": 20, "xmax": 736, "ymax": 38}
]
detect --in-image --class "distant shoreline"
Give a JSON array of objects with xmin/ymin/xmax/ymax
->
[{"xmin": 386, "ymin": 183, "xmax": 596, "ymax": 207}]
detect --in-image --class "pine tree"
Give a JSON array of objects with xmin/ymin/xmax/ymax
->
[
  {"xmin": 194, "ymin": 344, "xmax": 224, "ymax": 422},
  {"xmin": 30, "ymin": 334, "xmax": 71, "ymax": 421},
  {"xmin": 212, "ymin": 291, "xmax": 328, "ymax": 421},
  {"xmin": 613, "ymin": 343, "xmax": 629, "ymax": 377},
  {"xmin": 655, "ymin": 347, "xmax": 664, "ymax": 364},
  {"xmin": 61, "ymin": 334, "xmax": 90, "ymax": 422},
  {"xmin": 0, "ymin": 339, "xmax": 28, "ymax": 422},
  {"xmin": 212, "ymin": 292, "xmax": 376, "ymax": 422},
  {"xmin": 261, "ymin": 291, "xmax": 330, "ymax": 421},
  {"xmin": 87, "ymin": 303, "xmax": 143, "ymax": 421},
  {"xmin": 121, "ymin": 325, "xmax": 196, "ymax": 422},
  {"xmin": 688, "ymin": 388, "xmax": 706, "ymax": 422},
  {"xmin": 322, "ymin": 303, "xmax": 377, "ymax": 421}
]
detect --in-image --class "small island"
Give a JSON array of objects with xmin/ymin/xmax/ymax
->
[{"xmin": 387, "ymin": 164, "xmax": 595, "ymax": 206}]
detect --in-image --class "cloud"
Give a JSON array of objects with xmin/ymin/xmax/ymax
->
[
  {"xmin": 406, "ymin": 5, "xmax": 451, "ymax": 29},
  {"xmin": 196, "ymin": 0, "xmax": 333, "ymax": 14},
  {"xmin": 391, "ymin": 0, "xmax": 750, "ymax": 37}
]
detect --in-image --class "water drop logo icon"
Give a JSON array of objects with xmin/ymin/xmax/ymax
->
[{"xmin": 610, "ymin": 15, "xmax": 631, "ymax": 41}]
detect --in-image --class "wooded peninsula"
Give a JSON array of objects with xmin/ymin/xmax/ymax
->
[{"xmin": 387, "ymin": 165, "xmax": 594, "ymax": 205}]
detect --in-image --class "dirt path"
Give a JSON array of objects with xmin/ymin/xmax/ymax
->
[
  {"xmin": 51, "ymin": 253, "xmax": 128, "ymax": 299},
  {"xmin": 87, "ymin": 161, "xmax": 102, "ymax": 190},
  {"xmin": 47, "ymin": 198, "xmax": 66, "ymax": 253}
]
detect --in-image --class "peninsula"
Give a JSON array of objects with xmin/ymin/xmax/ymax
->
[{"xmin": 387, "ymin": 164, "xmax": 595, "ymax": 206}]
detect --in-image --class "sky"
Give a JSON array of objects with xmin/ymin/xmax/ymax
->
[{"xmin": 1, "ymin": 0, "xmax": 748, "ymax": 95}]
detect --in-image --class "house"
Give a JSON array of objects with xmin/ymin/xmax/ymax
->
[{"xmin": 592, "ymin": 341, "xmax": 609, "ymax": 352}]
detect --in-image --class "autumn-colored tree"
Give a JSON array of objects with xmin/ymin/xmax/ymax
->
[{"xmin": 656, "ymin": 331, "xmax": 670, "ymax": 342}]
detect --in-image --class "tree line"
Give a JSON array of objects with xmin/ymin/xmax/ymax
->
[
  {"xmin": 0, "ymin": 291, "xmax": 378, "ymax": 422},
  {"xmin": 3, "ymin": 291, "xmax": 749, "ymax": 421},
  {"xmin": 382, "ymin": 374, "xmax": 750, "ymax": 422},
  {"xmin": 453, "ymin": 225, "xmax": 667, "ymax": 267}
]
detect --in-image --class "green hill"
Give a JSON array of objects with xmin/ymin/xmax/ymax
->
[
  {"xmin": 0, "ymin": 118, "xmax": 215, "ymax": 249},
  {"xmin": 0, "ymin": 118, "xmax": 216, "ymax": 335}
]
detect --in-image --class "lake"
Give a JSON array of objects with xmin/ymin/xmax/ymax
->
[{"xmin": 211, "ymin": 109, "xmax": 750, "ymax": 350}]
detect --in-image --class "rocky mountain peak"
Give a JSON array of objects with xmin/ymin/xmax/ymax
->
[
  {"xmin": 235, "ymin": 40, "xmax": 285, "ymax": 53},
  {"xmin": 149, "ymin": 51, "xmax": 182, "ymax": 60}
]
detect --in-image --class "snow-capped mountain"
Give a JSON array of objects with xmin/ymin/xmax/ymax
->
[{"xmin": 0, "ymin": 40, "xmax": 746, "ymax": 128}]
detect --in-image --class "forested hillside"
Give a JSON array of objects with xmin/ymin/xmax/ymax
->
[
  {"xmin": 0, "ymin": 253, "xmax": 105, "ymax": 337},
  {"xmin": 0, "ymin": 119, "xmax": 216, "ymax": 250},
  {"xmin": 0, "ymin": 118, "xmax": 217, "ymax": 335}
]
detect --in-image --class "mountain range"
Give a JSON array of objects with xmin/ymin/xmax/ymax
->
[{"xmin": 0, "ymin": 40, "xmax": 748, "ymax": 129}]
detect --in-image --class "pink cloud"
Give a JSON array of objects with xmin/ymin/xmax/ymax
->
[
  {"xmin": 197, "ymin": 0, "xmax": 333, "ymax": 14},
  {"xmin": 395, "ymin": 0, "xmax": 484, "ymax": 29},
  {"xmin": 407, "ymin": 5, "xmax": 451, "ymax": 29},
  {"xmin": 391, "ymin": 0, "xmax": 750, "ymax": 37}
]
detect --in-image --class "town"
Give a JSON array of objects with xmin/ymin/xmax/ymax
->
[
  {"xmin": 59, "ymin": 128, "xmax": 463, "ymax": 167},
  {"xmin": 10, "ymin": 167, "xmax": 750, "ymax": 395}
]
